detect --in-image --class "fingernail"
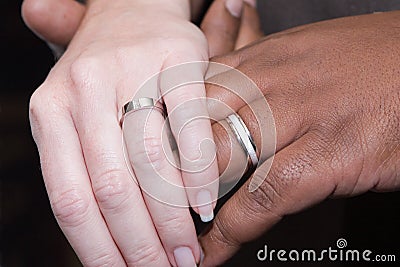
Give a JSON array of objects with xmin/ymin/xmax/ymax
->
[
  {"xmin": 174, "ymin": 247, "xmax": 196, "ymax": 267},
  {"xmin": 244, "ymin": 0, "xmax": 257, "ymax": 8},
  {"xmin": 197, "ymin": 190, "xmax": 214, "ymax": 222},
  {"xmin": 225, "ymin": 0, "xmax": 244, "ymax": 18}
]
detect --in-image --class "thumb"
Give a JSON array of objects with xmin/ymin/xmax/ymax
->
[
  {"xmin": 199, "ymin": 133, "xmax": 337, "ymax": 266},
  {"xmin": 22, "ymin": 0, "xmax": 85, "ymax": 47}
]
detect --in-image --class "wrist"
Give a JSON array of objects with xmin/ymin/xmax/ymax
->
[{"xmin": 87, "ymin": 0, "xmax": 191, "ymax": 20}]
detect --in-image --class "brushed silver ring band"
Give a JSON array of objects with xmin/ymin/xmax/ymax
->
[
  {"xmin": 225, "ymin": 113, "xmax": 258, "ymax": 171},
  {"xmin": 123, "ymin": 97, "xmax": 164, "ymax": 115},
  {"xmin": 121, "ymin": 97, "xmax": 165, "ymax": 124}
]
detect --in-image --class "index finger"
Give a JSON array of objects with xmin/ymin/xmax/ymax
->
[{"xmin": 199, "ymin": 132, "xmax": 337, "ymax": 266}]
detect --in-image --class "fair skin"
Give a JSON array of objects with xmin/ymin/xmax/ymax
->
[
  {"xmin": 22, "ymin": 0, "xmax": 260, "ymax": 266},
  {"xmin": 24, "ymin": 0, "xmax": 214, "ymax": 265},
  {"xmin": 25, "ymin": 1, "xmax": 400, "ymax": 266}
]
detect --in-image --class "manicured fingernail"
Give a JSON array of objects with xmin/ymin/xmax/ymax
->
[
  {"xmin": 225, "ymin": 0, "xmax": 244, "ymax": 18},
  {"xmin": 174, "ymin": 247, "xmax": 196, "ymax": 267},
  {"xmin": 244, "ymin": 0, "xmax": 257, "ymax": 8},
  {"xmin": 197, "ymin": 190, "xmax": 214, "ymax": 222}
]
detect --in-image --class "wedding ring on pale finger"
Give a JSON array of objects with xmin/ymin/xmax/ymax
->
[
  {"xmin": 121, "ymin": 97, "xmax": 165, "ymax": 124},
  {"xmin": 225, "ymin": 113, "xmax": 258, "ymax": 172}
]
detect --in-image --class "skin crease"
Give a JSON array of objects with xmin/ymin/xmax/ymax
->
[
  {"xmin": 22, "ymin": 0, "xmax": 262, "ymax": 266},
  {"xmin": 23, "ymin": 1, "xmax": 400, "ymax": 266},
  {"xmin": 21, "ymin": 0, "xmax": 264, "ymax": 197},
  {"xmin": 199, "ymin": 11, "xmax": 400, "ymax": 266},
  {"xmin": 24, "ymin": 0, "xmax": 215, "ymax": 265},
  {"xmin": 21, "ymin": 0, "xmax": 264, "ymax": 179},
  {"xmin": 22, "ymin": 0, "xmax": 265, "ymax": 187}
]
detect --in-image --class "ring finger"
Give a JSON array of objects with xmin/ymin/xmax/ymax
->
[
  {"xmin": 122, "ymin": 103, "xmax": 201, "ymax": 267},
  {"xmin": 72, "ymin": 82, "xmax": 170, "ymax": 266}
]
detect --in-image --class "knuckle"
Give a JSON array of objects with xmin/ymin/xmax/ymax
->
[
  {"xmin": 69, "ymin": 56, "xmax": 103, "ymax": 92},
  {"xmin": 29, "ymin": 89, "xmax": 44, "ymax": 127},
  {"xmin": 114, "ymin": 45, "xmax": 137, "ymax": 67},
  {"xmin": 29, "ymin": 84, "xmax": 69, "ymax": 139},
  {"xmin": 29, "ymin": 82, "xmax": 69, "ymax": 114},
  {"xmin": 210, "ymin": 215, "xmax": 240, "ymax": 248},
  {"xmin": 309, "ymin": 125, "xmax": 363, "ymax": 192},
  {"xmin": 125, "ymin": 242, "xmax": 162, "ymax": 266},
  {"xmin": 50, "ymin": 188, "xmax": 91, "ymax": 227},
  {"xmin": 248, "ymin": 157, "xmax": 303, "ymax": 215},
  {"xmin": 92, "ymin": 168, "xmax": 134, "ymax": 212},
  {"xmin": 82, "ymin": 251, "xmax": 122, "ymax": 267},
  {"xmin": 248, "ymin": 174, "xmax": 282, "ymax": 215},
  {"xmin": 154, "ymin": 213, "xmax": 187, "ymax": 236},
  {"xmin": 144, "ymin": 136, "xmax": 164, "ymax": 165},
  {"xmin": 134, "ymin": 135, "xmax": 166, "ymax": 170},
  {"xmin": 29, "ymin": 85, "xmax": 52, "ymax": 124}
]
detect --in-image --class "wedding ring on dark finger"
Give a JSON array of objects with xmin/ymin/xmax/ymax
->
[
  {"xmin": 121, "ymin": 97, "xmax": 165, "ymax": 124},
  {"xmin": 225, "ymin": 113, "xmax": 259, "ymax": 172}
]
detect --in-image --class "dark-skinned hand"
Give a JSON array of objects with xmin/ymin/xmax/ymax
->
[{"xmin": 201, "ymin": 11, "xmax": 400, "ymax": 266}]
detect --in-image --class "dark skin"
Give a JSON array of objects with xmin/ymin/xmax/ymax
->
[
  {"xmin": 23, "ymin": 2, "xmax": 400, "ymax": 266},
  {"xmin": 201, "ymin": 10, "xmax": 400, "ymax": 266}
]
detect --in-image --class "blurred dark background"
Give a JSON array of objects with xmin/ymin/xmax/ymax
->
[{"xmin": 1, "ymin": 0, "xmax": 399, "ymax": 266}]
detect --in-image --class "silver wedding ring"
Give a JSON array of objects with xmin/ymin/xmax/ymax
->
[
  {"xmin": 122, "ymin": 97, "xmax": 165, "ymax": 124},
  {"xmin": 225, "ymin": 113, "xmax": 259, "ymax": 172}
]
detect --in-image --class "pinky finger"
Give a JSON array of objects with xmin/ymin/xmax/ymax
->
[
  {"xmin": 201, "ymin": 0, "xmax": 243, "ymax": 57},
  {"xmin": 235, "ymin": 0, "xmax": 263, "ymax": 49}
]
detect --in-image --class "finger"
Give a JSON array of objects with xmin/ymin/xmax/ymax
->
[
  {"xmin": 71, "ymin": 64, "xmax": 170, "ymax": 266},
  {"xmin": 236, "ymin": 0, "xmax": 264, "ymax": 49},
  {"xmin": 207, "ymin": 80, "xmax": 311, "ymax": 189},
  {"xmin": 205, "ymin": 54, "xmax": 312, "ymax": 176},
  {"xmin": 123, "ymin": 108, "xmax": 201, "ymax": 266},
  {"xmin": 199, "ymin": 133, "xmax": 338, "ymax": 266},
  {"xmin": 201, "ymin": 0, "xmax": 243, "ymax": 57},
  {"xmin": 205, "ymin": 66, "xmax": 269, "ymax": 121},
  {"xmin": 75, "ymin": 110, "xmax": 170, "ymax": 266},
  {"xmin": 211, "ymin": 97, "xmax": 276, "ymax": 185},
  {"xmin": 206, "ymin": 66, "xmax": 262, "ymax": 121},
  {"xmin": 161, "ymin": 59, "xmax": 219, "ymax": 223},
  {"xmin": 29, "ymin": 88, "xmax": 125, "ymax": 266},
  {"xmin": 22, "ymin": 0, "xmax": 85, "ymax": 46},
  {"xmin": 206, "ymin": 52, "xmax": 305, "ymax": 124}
]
